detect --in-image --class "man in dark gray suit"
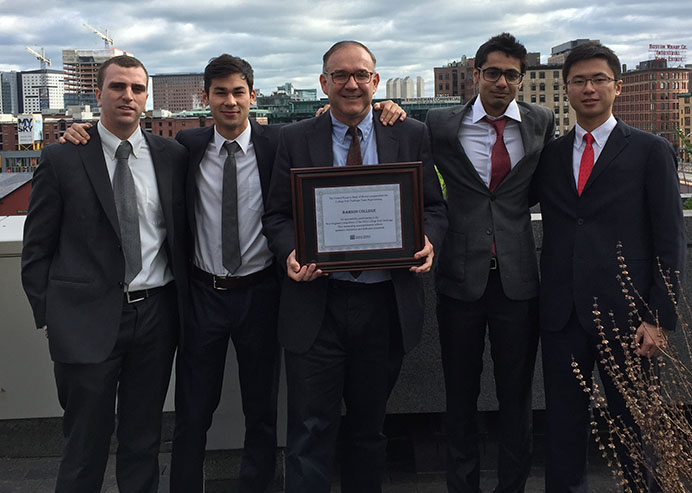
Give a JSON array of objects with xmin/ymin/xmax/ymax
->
[
  {"xmin": 22, "ymin": 55, "xmax": 188, "ymax": 493},
  {"xmin": 263, "ymin": 40, "xmax": 447, "ymax": 493},
  {"xmin": 425, "ymin": 33, "xmax": 555, "ymax": 492}
]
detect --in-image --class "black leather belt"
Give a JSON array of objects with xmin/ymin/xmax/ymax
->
[
  {"xmin": 124, "ymin": 286, "xmax": 165, "ymax": 304},
  {"xmin": 193, "ymin": 265, "xmax": 273, "ymax": 290},
  {"xmin": 489, "ymin": 257, "xmax": 498, "ymax": 270}
]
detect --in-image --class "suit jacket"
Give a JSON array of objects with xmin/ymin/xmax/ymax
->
[
  {"xmin": 262, "ymin": 111, "xmax": 448, "ymax": 354},
  {"xmin": 21, "ymin": 126, "xmax": 188, "ymax": 364},
  {"xmin": 176, "ymin": 119, "xmax": 281, "ymax": 243},
  {"xmin": 426, "ymin": 97, "xmax": 555, "ymax": 302},
  {"xmin": 535, "ymin": 119, "xmax": 685, "ymax": 333}
]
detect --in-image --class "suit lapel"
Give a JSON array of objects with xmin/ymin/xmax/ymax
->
[
  {"xmin": 582, "ymin": 120, "xmax": 629, "ymax": 193},
  {"xmin": 80, "ymin": 128, "xmax": 121, "ymax": 237},
  {"xmin": 447, "ymin": 98, "xmax": 488, "ymax": 190},
  {"xmin": 185, "ymin": 126, "xmax": 214, "ymax": 237},
  {"xmin": 249, "ymin": 119, "xmax": 272, "ymax": 196},
  {"xmin": 145, "ymin": 132, "xmax": 175, "ymax": 246},
  {"xmin": 560, "ymin": 128, "xmax": 579, "ymax": 195},
  {"xmin": 308, "ymin": 112, "xmax": 334, "ymax": 166},
  {"xmin": 373, "ymin": 117, "xmax": 399, "ymax": 163}
]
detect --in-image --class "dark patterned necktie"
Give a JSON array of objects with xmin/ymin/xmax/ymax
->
[
  {"xmin": 222, "ymin": 141, "xmax": 242, "ymax": 274},
  {"xmin": 113, "ymin": 140, "xmax": 142, "ymax": 285},
  {"xmin": 346, "ymin": 126, "xmax": 363, "ymax": 166}
]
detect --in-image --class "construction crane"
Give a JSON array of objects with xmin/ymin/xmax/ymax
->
[
  {"xmin": 25, "ymin": 46, "xmax": 51, "ymax": 69},
  {"xmin": 83, "ymin": 23, "xmax": 113, "ymax": 48}
]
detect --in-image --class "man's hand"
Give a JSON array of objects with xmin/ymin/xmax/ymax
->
[
  {"xmin": 410, "ymin": 235, "xmax": 434, "ymax": 273},
  {"xmin": 315, "ymin": 104, "xmax": 330, "ymax": 117},
  {"xmin": 59, "ymin": 122, "xmax": 92, "ymax": 145},
  {"xmin": 373, "ymin": 100, "xmax": 406, "ymax": 126},
  {"xmin": 633, "ymin": 321, "xmax": 667, "ymax": 358},
  {"xmin": 286, "ymin": 250, "xmax": 324, "ymax": 282}
]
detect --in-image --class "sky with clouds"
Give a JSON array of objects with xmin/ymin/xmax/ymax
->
[{"xmin": 1, "ymin": 0, "xmax": 690, "ymax": 99}]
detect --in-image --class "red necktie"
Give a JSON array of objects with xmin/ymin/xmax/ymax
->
[
  {"xmin": 577, "ymin": 133, "xmax": 594, "ymax": 196},
  {"xmin": 346, "ymin": 126, "xmax": 363, "ymax": 166},
  {"xmin": 485, "ymin": 117, "xmax": 511, "ymax": 192}
]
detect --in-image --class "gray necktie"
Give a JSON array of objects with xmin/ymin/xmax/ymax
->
[
  {"xmin": 222, "ymin": 141, "xmax": 242, "ymax": 274},
  {"xmin": 113, "ymin": 140, "xmax": 142, "ymax": 285}
]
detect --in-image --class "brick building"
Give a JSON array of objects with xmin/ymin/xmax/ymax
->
[
  {"xmin": 151, "ymin": 73, "xmax": 205, "ymax": 112},
  {"xmin": 613, "ymin": 59, "xmax": 690, "ymax": 151}
]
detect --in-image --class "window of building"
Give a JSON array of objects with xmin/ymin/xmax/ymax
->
[
  {"xmin": 539, "ymin": 72, "xmax": 545, "ymax": 79},
  {"xmin": 553, "ymin": 71, "xmax": 560, "ymax": 79},
  {"xmin": 554, "ymin": 107, "xmax": 560, "ymax": 114},
  {"xmin": 539, "ymin": 95, "xmax": 546, "ymax": 103},
  {"xmin": 531, "ymin": 95, "xmax": 536, "ymax": 103},
  {"xmin": 530, "ymin": 71, "xmax": 536, "ymax": 79},
  {"xmin": 563, "ymin": 117, "xmax": 569, "ymax": 125},
  {"xmin": 554, "ymin": 83, "xmax": 559, "ymax": 90},
  {"xmin": 531, "ymin": 84, "xmax": 536, "ymax": 91},
  {"xmin": 539, "ymin": 83, "xmax": 545, "ymax": 91},
  {"xmin": 554, "ymin": 94, "xmax": 560, "ymax": 102},
  {"xmin": 518, "ymin": 95, "xmax": 524, "ymax": 102}
]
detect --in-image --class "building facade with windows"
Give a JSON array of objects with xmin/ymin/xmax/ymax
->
[
  {"xmin": 613, "ymin": 60, "xmax": 690, "ymax": 151},
  {"xmin": 62, "ymin": 48, "xmax": 131, "ymax": 107},
  {"xmin": 517, "ymin": 65, "xmax": 574, "ymax": 137},
  {"xmin": 433, "ymin": 57, "xmax": 475, "ymax": 102},
  {"xmin": 151, "ymin": 73, "xmax": 205, "ymax": 112}
]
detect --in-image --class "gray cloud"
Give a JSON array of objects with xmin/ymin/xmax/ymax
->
[{"xmin": 2, "ymin": 0, "xmax": 690, "ymax": 98}]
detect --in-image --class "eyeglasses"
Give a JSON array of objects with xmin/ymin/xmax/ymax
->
[
  {"xmin": 566, "ymin": 76, "xmax": 617, "ymax": 87},
  {"xmin": 324, "ymin": 70, "xmax": 374, "ymax": 84},
  {"xmin": 478, "ymin": 67, "xmax": 524, "ymax": 85}
]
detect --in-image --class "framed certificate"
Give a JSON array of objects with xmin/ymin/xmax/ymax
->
[{"xmin": 290, "ymin": 162, "xmax": 424, "ymax": 272}]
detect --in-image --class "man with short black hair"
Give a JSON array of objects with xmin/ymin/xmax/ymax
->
[
  {"xmin": 22, "ymin": 55, "xmax": 188, "ymax": 492},
  {"xmin": 426, "ymin": 32, "xmax": 555, "ymax": 492},
  {"xmin": 263, "ymin": 40, "xmax": 447, "ymax": 493},
  {"xmin": 169, "ymin": 53, "xmax": 283, "ymax": 493},
  {"xmin": 535, "ymin": 41, "xmax": 685, "ymax": 491}
]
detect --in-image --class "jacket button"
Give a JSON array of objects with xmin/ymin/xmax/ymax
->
[
  {"xmin": 490, "ymin": 194, "xmax": 496, "ymax": 201},
  {"xmin": 486, "ymin": 228, "xmax": 492, "ymax": 235},
  {"xmin": 577, "ymin": 218, "xmax": 584, "ymax": 225},
  {"xmin": 118, "ymin": 281, "xmax": 124, "ymax": 287},
  {"xmin": 117, "ymin": 244, "xmax": 122, "ymax": 250}
]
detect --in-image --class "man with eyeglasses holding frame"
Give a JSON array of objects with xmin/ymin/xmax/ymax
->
[
  {"xmin": 534, "ymin": 41, "xmax": 684, "ymax": 492},
  {"xmin": 425, "ymin": 33, "xmax": 555, "ymax": 492},
  {"xmin": 262, "ymin": 40, "xmax": 447, "ymax": 493}
]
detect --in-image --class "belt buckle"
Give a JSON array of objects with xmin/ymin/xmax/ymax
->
[
  {"xmin": 489, "ymin": 257, "xmax": 498, "ymax": 270},
  {"xmin": 126, "ymin": 290, "xmax": 147, "ymax": 303},
  {"xmin": 213, "ymin": 275, "xmax": 228, "ymax": 291}
]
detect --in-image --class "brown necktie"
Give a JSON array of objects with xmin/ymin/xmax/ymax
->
[
  {"xmin": 485, "ymin": 116, "xmax": 511, "ymax": 192},
  {"xmin": 346, "ymin": 126, "xmax": 363, "ymax": 166},
  {"xmin": 346, "ymin": 126, "xmax": 362, "ymax": 278},
  {"xmin": 577, "ymin": 133, "xmax": 594, "ymax": 196}
]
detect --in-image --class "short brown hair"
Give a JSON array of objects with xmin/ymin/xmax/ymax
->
[
  {"xmin": 322, "ymin": 41, "xmax": 377, "ymax": 73},
  {"xmin": 97, "ymin": 55, "xmax": 149, "ymax": 90}
]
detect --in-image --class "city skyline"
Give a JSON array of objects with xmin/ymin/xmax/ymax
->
[{"xmin": 1, "ymin": 0, "xmax": 690, "ymax": 99}]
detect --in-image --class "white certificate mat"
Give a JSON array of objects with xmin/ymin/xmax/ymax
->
[{"xmin": 315, "ymin": 183, "xmax": 402, "ymax": 253}]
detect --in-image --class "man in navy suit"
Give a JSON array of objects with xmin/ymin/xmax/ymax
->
[
  {"xmin": 22, "ymin": 55, "xmax": 188, "ymax": 493},
  {"xmin": 262, "ymin": 40, "xmax": 447, "ymax": 492},
  {"xmin": 534, "ymin": 42, "xmax": 685, "ymax": 491}
]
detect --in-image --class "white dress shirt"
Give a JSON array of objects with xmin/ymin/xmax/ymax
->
[
  {"xmin": 458, "ymin": 97, "xmax": 525, "ymax": 187},
  {"xmin": 572, "ymin": 115, "xmax": 617, "ymax": 184},
  {"xmin": 97, "ymin": 121, "xmax": 173, "ymax": 291},
  {"xmin": 193, "ymin": 123, "xmax": 273, "ymax": 276}
]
